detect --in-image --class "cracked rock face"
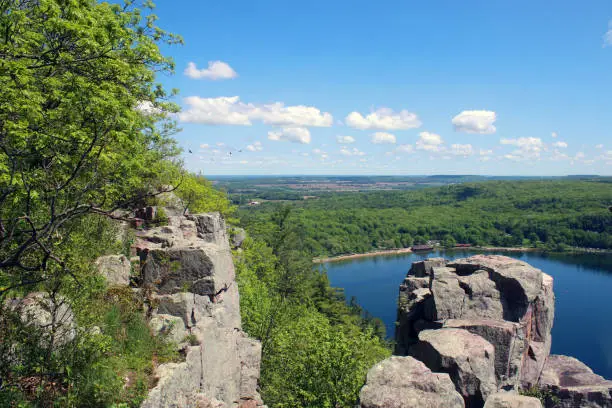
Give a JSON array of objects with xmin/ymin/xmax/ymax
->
[
  {"xmin": 409, "ymin": 328, "xmax": 497, "ymax": 407},
  {"xmin": 376, "ymin": 255, "xmax": 611, "ymax": 408},
  {"xmin": 137, "ymin": 212, "xmax": 263, "ymax": 408},
  {"xmin": 359, "ymin": 356, "xmax": 465, "ymax": 408},
  {"xmin": 396, "ymin": 255, "xmax": 555, "ymax": 392}
]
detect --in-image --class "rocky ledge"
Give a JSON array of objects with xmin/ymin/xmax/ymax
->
[
  {"xmin": 360, "ymin": 255, "xmax": 612, "ymax": 408},
  {"xmin": 98, "ymin": 211, "xmax": 264, "ymax": 408}
]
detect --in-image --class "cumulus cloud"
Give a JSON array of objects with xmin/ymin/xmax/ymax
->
[
  {"xmin": 452, "ymin": 110, "xmax": 497, "ymax": 134},
  {"xmin": 595, "ymin": 144, "xmax": 604, "ymax": 149},
  {"xmin": 184, "ymin": 61, "xmax": 238, "ymax": 80},
  {"xmin": 416, "ymin": 132, "xmax": 444, "ymax": 152},
  {"xmin": 501, "ymin": 137, "xmax": 544, "ymax": 160},
  {"xmin": 604, "ymin": 21, "xmax": 612, "ymax": 47},
  {"xmin": 268, "ymin": 127, "xmax": 311, "ymax": 144},
  {"xmin": 337, "ymin": 135, "xmax": 356, "ymax": 144},
  {"xmin": 246, "ymin": 141, "xmax": 263, "ymax": 152},
  {"xmin": 450, "ymin": 143, "xmax": 474, "ymax": 156},
  {"xmin": 179, "ymin": 96, "xmax": 333, "ymax": 127},
  {"xmin": 551, "ymin": 132, "xmax": 558, "ymax": 138},
  {"xmin": 340, "ymin": 147, "xmax": 366, "ymax": 156},
  {"xmin": 371, "ymin": 132, "xmax": 397, "ymax": 144},
  {"xmin": 552, "ymin": 141, "xmax": 568, "ymax": 148},
  {"xmin": 199, "ymin": 143, "xmax": 210, "ymax": 149},
  {"xmin": 345, "ymin": 108, "xmax": 421, "ymax": 130},
  {"xmin": 479, "ymin": 149, "xmax": 493, "ymax": 156}
]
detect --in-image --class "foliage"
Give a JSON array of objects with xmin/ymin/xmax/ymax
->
[
  {"xmin": 239, "ymin": 180, "xmax": 612, "ymax": 256},
  {"xmin": 174, "ymin": 173, "xmax": 235, "ymax": 219},
  {"xmin": 520, "ymin": 385, "xmax": 560, "ymax": 406},
  {"xmin": 235, "ymin": 206, "xmax": 390, "ymax": 408},
  {"xmin": 0, "ymin": 215, "xmax": 180, "ymax": 407},
  {"xmin": 0, "ymin": 0, "xmax": 182, "ymax": 295},
  {"xmin": 0, "ymin": 0, "xmax": 187, "ymax": 405}
]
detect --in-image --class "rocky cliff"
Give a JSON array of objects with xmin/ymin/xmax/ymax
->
[
  {"xmin": 99, "ymin": 211, "xmax": 264, "ymax": 408},
  {"xmin": 360, "ymin": 255, "xmax": 612, "ymax": 408}
]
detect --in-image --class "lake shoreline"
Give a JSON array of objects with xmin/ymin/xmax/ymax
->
[{"xmin": 313, "ymin": 245, "xmax": 612, "ymax": 263}]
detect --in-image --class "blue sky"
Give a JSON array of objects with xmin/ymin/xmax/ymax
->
[{"xmin": 151, "ymin": 0, "xmax": 612, "ymax": 175}]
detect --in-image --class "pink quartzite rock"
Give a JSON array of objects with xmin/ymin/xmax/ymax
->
[{"xmin": 359, "ymin": 356, "xmax": 465, "ymax": 408}]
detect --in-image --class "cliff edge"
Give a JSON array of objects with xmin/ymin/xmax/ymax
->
[{"xmin": 99, "ymin": 210, "xmax": 265, "ymax": 408}]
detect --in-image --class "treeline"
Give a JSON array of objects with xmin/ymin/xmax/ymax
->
[
  {"xmin": 234, "ymin": 206, "xmax": 390, "ymax": 407},
  {"xmin": 239, "ymin": 180, "xmax": 612, "ymax": 256}
]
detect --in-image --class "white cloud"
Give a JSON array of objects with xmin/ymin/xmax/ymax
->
[
  {"xmin": 551, "ymin": 150, "xmax": 569, "ymax": 161},
  {"xmin": 596, "ymin": 144, "xmax": 604, "ymax": 149},
  {"xmin": 479, "ymin": 149, "xmax": 493, "ymax": 156},
  {"xmin": 552, "ymin": 141, "xmax": 568, "ymax": 148},
  {"xmin": 450, "ymin": 143, "xmax": 474, "ymax": 156},
  {"xmin": 604, "ymin": 21, "xmax": 612, "ymax": 47},
  {"xmin": 199, "ymin": 143, "xmax": 210, "ymax": 149},
  {"xmin": 551, "ymin": 132, "xmax": 558, "ymax": 138},
  {"xmin": 268, "ymin": 127, "xmax": 311, "ymax": 144},
  {"xmin": 575, "ymin": 152, "xmax": 586, "ymax": 160},
  {"xmin": 452, "ymin": 110, "xmax": 497, "ymax": 134},
  {"xmin": 416, "ymin": 131, "xmax": 444, "ymax": 152},
  {"xmin": 395, "ymin": 144, "xmax": 414, "ymax": 154},
  {"xmin": 345, "ymin": 108, "xmax": 421, "ymax": 130},
  {"xmin": 239, "ymin": 160, "xmax": 248, "ymax": 165},
  {"xmin": 501, "ymin": 137, "xmax": 543, "ymax": 152},
  {"xmin": 184, "ymin": 61, "xmax": 238, "ymax": 80},
  {"xmin": 246, "ymin": 141, "xmax": 263, "ymax": 152},
  {"xmin": 500, "ymin": 137, "xmax": 544, "ymax": 160},
  {"xmin": 371, "ymin": 132, "xmax": 397, "ymax": 144},
  {"xmin": 340, "ymin": 147, "xmax": 366, "ymax": 156},
  {"xmin": 336, "ymin": 135, "xmax": 356, "ymax": 144},
  {"xmin": 179, "ymin": 96, "xmax": 333, "ymax": 127}
]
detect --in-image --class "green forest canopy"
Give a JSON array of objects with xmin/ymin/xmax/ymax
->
[{"xmin": 239, "ymin": 180, "xmax": 612, "ymax": 256}]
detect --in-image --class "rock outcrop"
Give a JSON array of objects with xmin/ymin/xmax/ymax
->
[
  {"xmin": 95, "ymin": 254, "xmax": 131, "ymax": 286},
  {"xmin": 409, "ymin": 328, "xmax": 497, "ymax": 406},
  {"xmin": 126, "ymin": 212, "xmax": 264, "ymax": 408},
  {"xmin": 538, "ymin": 355, "xmax": 612, "ymax": 408},
  {"xmin": 396, "ymin": 255, "xmax": 554, "ymax": 393},
  {"xmin": 361, "ymin": 255, "xmax": 610, "ymax": 408},
  {"xmin": 359, "ymin": 356, "xmax": 465, "ymax": 408}
]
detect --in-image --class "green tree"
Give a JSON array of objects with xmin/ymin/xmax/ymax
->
[{"xmin": 0, "ymin": 0, "xmax": 182, "ymax": 294}]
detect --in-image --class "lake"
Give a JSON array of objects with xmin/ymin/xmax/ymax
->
[{"xmin": 323, "ymin": 250, "xmax": 612, "ymax": 380}]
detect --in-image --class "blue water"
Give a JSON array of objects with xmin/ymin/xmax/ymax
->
[{"xmin": 322, "ymin": 250, "xmax": 612, "ymax": 379}]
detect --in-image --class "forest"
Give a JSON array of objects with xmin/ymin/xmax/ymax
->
[{"xmin": 239, "ymin": 179, "xmax": 612, "ymax": 256}]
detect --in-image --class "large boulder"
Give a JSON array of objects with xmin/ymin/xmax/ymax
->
[
  {"xmin": 483, "ymin": 393, "xmax": 542, "ymax": 408},
  {"xmin": 95, "ymin": 254, "xmax": 131, "ymax": 286},
  {"xmin": 440, "ymin": 319, "xmax": 526, "ymax": 390},
  {"xmin": 6, "ymin": 292, "xmax": 76, "ymax": 349},
  {"xmin": 538, "ymin": 355, "xmax": 612, "ymax": 408},
  {"xmin": 231, "ymin": 227, "xmax": 247, "ymax": 249},
  {"xmin": 396, "ymin": 255, "xmax": 555, "ymax": 390},
  {"xmin": 359, "ymin": 356, "xmax": 465, "ymax": 408},
  {"xmin": 409, "ymin": 328, "xmax": 497, "ymax": 407}
]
